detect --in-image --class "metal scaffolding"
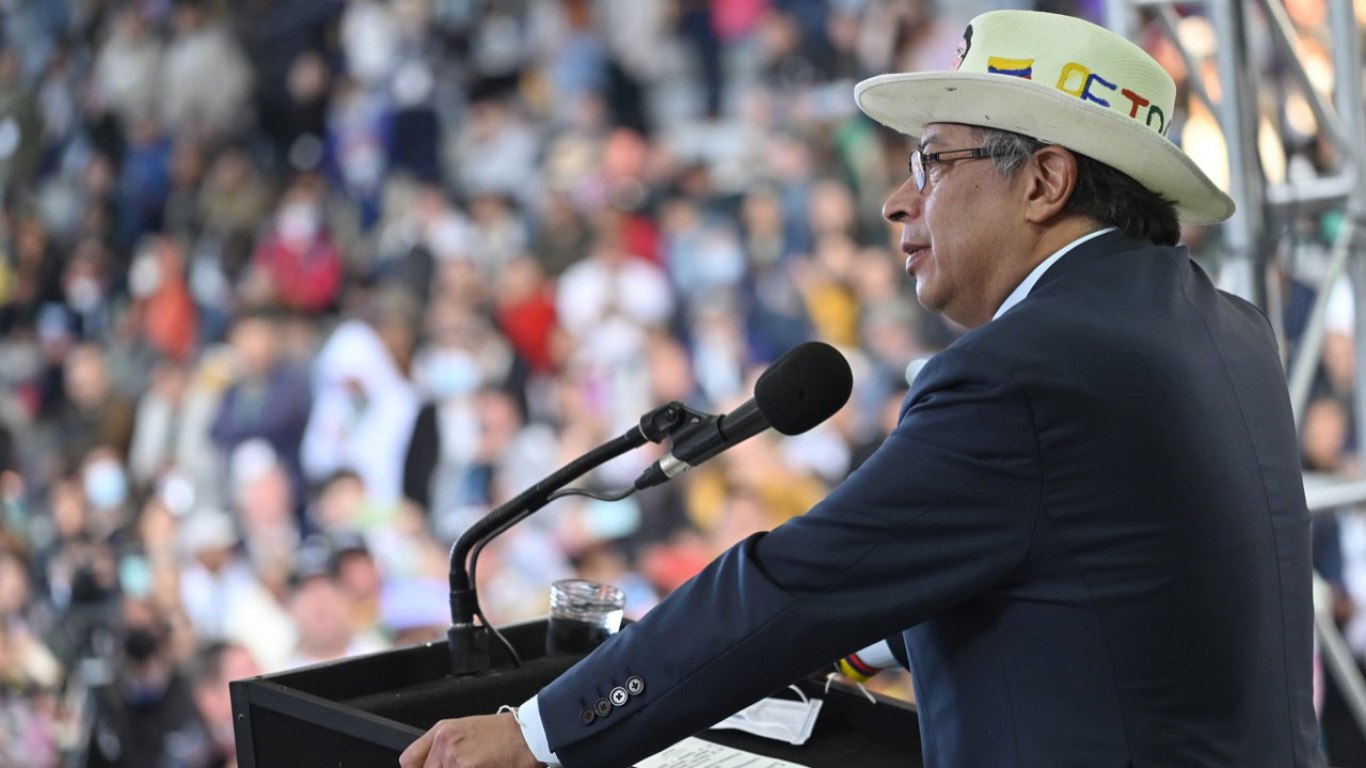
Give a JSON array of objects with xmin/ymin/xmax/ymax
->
[{"xmin": 1107, "ymin": 0, "xmax": 1366, "ymax": 746}]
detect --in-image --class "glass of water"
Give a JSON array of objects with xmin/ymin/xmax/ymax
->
[{"xmin": 545, "ymin": 579, "xmax": 625, "ymax": 657}]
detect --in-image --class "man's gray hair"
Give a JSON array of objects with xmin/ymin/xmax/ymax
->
[{"xmin": 974, "ymin": 127, "xmax": 1182, "ymax": 246}]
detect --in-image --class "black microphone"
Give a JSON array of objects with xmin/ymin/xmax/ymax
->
[{"xmin": 634, "ymin": 341, "xmax": 853, "ymax": 490}]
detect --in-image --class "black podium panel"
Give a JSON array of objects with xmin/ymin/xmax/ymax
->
[{"xmin": 231, "ymin": 620, "xmax": 922, "ymax": 767}]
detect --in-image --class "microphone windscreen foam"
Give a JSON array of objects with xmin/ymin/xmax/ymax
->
[{"xmin": 753, "ymin": 341, "xmax": 853, "ymax": 435}]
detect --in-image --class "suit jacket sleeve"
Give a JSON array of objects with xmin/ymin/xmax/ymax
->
[{"xmin": 538, "ymin": 341, "xmax": 1044, "ymax": 767}]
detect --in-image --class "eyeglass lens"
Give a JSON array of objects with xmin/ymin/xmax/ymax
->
[{"xmin": 909, "ymin": 150, "xmax": 924, "ymax": 191}]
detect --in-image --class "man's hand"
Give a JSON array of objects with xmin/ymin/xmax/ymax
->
[{"xmin": 399, "ymin": 712, "xmax": 545, "ymax": 768}]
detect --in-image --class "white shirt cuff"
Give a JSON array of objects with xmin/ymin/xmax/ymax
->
[
  {"xmin": 853, "ymin": 639, "xmax": 898, "ymax": 669},
  {"xmin": 518, "ymin": 694, "xmax": 561, "ymax": 766}
]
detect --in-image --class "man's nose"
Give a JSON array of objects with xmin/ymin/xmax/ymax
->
[{"xmin": 882, "ymin": 176, "xmax": 922, "ymax": 224}]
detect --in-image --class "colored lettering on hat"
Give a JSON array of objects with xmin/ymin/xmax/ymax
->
[
  {"xmin": 1121, "ymin": 88, "xmax": 1167, "ymax": 135},
  {"xmin": 1055, "ymin": 62, "xmax": 1115, "ymax": 106},
  {"xmin": 987, "ymin": 56, "xmax": 1033, "ymax": 79},
  {"xmin": 1052, "ymin": 61, "xmax": 1164, "ymax": 134},
  {"xmin": 1056, "ymin": 62, "xmax": 1089, "ymax": 97},
  {"xmin": 1120, "ymin": 88, "xmax": 1149, "ymax": 117},
  {"xmin": 1146, "ymin": 105, "xmax": 1166, "ymax": 134}
]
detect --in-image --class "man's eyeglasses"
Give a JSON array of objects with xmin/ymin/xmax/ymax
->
[{"xmin": 908, "ymin": 146, "xmax": 1012, "ymax": 192}]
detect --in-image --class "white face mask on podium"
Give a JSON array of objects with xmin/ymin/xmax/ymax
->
[{"xmin": 709, "ymin": 686, "xmax": 824, "ymax": 745}]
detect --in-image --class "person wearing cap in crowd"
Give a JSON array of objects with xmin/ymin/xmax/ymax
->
[
  {"xmin": 402, "ymin": 10, "xmax": 1318, "ymax": 768},
  {"xmin": 284, "ymin": 535, "xmax": 388, "ymax": 669},
  {"xmin": 177, "ymin": 509, "xmax": 294, "ymax": 673},
  {"xmin": 328, "ymin": 529, "xmax": 387, "ymax": 647}
]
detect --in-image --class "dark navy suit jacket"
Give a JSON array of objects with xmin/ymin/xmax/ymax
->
[{"xmin": 537, "ymin": 232, "xmax": 1322, "ymax": 767}]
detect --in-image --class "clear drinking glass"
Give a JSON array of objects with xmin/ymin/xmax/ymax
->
[{"xmin": 545, "ymin": 579, "xmax": 625, "ymax": 657}]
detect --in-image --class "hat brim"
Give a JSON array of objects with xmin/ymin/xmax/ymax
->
[{"xmin": 855, "ymin": 72, "xmax": 1235, "ymax": 224}]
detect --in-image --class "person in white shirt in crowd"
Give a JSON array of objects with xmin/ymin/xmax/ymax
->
[{"xmin": 177, "ymin": 509, "xmax": 294, "ymax": 673}]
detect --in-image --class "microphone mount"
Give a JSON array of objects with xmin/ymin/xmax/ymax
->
[{"xmin": 632, "ymin": 403, "xmax": 724, "ymax": 490}]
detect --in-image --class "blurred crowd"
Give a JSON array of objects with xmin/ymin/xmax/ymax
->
[{"xmin": 0, "ymin": 0, "xmax": 1360, "ymax": 766}]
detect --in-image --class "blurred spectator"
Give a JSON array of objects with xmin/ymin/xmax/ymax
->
[
  {"xmin": 0, "ymin": 547, "xmax": 62, "ymax": 689},
  {"xmin": 51, "ymin": 344, "xmax": 135, "ymax": 471},
  {"xmin": 230, "ymin": 440, "xmax": 300, "ymax": 599},
  {"xmin": 339, "ymin": 0, "xmax": 401, "ymax": 90},
  {"xmin": 128, "ymin": 235, "xmax": 199, "ymax": 362},
  {"xmin": 241, "ymin": 0, "xmax": 341, "ymax": 171},
  {"xmin": 32, "ymin": 474, "xmax": 113, "ymax": 664},
  {"xmin": 0, "ymin": 577, "xmax": 63, "ymax": 768},
  {"xmin": 555, "ymin": 227, "xmax": 674, "ymax": 344},
  {"xmin": 323, "ymin": 73, "xmax": 389, "ymax": 228},
  {"xmin": 309, "ymin": 469, "xmax": 369, "ymax": 533},
  {"xmin": 530, "ymin": 189, "xmax": 594, "ymax": 280},
  {"xmin": 857, "ymin": 0, "xmax": 966, "ymax": 75},
  {"xmin": 80, "ymin": 447, "xmax": 133, "ymax": 542},
  {"xmin": 446, "ymin": 94, "xmax": 541, "ymax": 209},
  {"xmin": 402, "ymin": 309, "xmax": 516, "ymax": 524},
  {"xmin": 402, "ymin": 348, "xmax": 486, "ymax": 522},
  {"xmin": 90, "ymin": 6, "xmax": 163, "ymax": 134},
  {"xmin": 197, "ymin": 146, "xmax": 272, "ymax": 264},
  {"xmin": 61, "ymin": 238, "xmax": 116, "ymax": 340},
  {"xmin": 163, "ymin": 139, "xmax": 208, "ymax": 239},
  {"xmin": 467, "ymin": 192, "xmax": 529, "ymax": 280},
  {"xmin": 596, "ymin": 0, "xmax": 670, "ymax": 134},
  {"xmin": 529, "ymin": 0, "xmax": 611, "ymax": 127},
  {"xmin": 0, "ymin": 50, "xmax": 43, "ymax": 195},
  {"xmin": 302, "ymin": 290, "xmax": 420, "ymax": 506},
  {"xmin": 133, "ymin": 347, "xmax": 235, "ymax": 514},
  {"xmin": 284, "ymin": 537, "xmax": 386, "ymax": 668},
  {"xmin": 329, "ymin": 531, "xmax": 386, "ymax": 647},
  {"xmin": 127, "ymin": 359, "xmax": 193, "ymax": 491},
  {"xmin": 114, "ymin": 116, "xmax": 173, "ymax": 252},
  {"xmin": 493, "ymin": 256, "xmax": 561, "ymax": 376},
  {"xmin": 795, "ymin": 234, "xmax": 859, "ymax": 346},
  {"xmin": 86, "ymin": 599, "xmax": 198, "ymax": 768},
  {"xmin": 479, "ymin": 388, "xmax": 563, "ymax": 511},
  {"xmin": 158, "ymin": 0, "xmax": 253, "ymax": 143},
  {"xmin": 660, "ymin": 193, "xmax": 745, "ymax": 306},
  {"xmin": 311, "ymin": 467, "xmax": 442, "ymax": 589},
  {"xmin": 209, "ymin": 310, "xmax": 311, "ymax": 504},
  {"xmin": 246, "ymin": 174, "xmax": 345, "ymax": 313},
  {"xmin": 6, "ymin": 209, "xmax": 65, "ymax": 335},
  {"xmin": 177, "ymin": 509, "xmax": 293, "ymax": 673},
  {"xmin": 184, "ymin": 641, "xmax": 261, "ymax": 768},
  {"xmin": 1307, "ymin": 393, "xmax": 1366, "ymax": 764}
]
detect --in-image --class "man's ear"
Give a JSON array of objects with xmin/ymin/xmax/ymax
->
[{"xmin": 1022, "ymin": 145, "xmax": 1078, "ymax": 224}]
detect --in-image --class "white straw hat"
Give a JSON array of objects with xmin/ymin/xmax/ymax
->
[{"xmin": 854, "ymin": 10, "xmax": 1234, "ymax": 224}]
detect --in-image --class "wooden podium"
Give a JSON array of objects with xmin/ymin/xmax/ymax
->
[{"xmin": 230, "ymin": 620, "xmax": 923, "ymax": 767}]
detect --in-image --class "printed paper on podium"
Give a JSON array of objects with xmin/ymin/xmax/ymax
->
[{"xmin": 635, "ymin": 737, "xmax": 810, "ymax": 768}]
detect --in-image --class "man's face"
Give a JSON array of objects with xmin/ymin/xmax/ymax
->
[
  {"xmin": 882, "ymin": 123, "xmax": 1026, "ymax": 328},
  {"xmin": 290, "ymin": 577, "xmax": 351, "ymax": 652}
]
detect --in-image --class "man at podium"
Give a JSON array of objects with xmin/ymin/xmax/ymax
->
[{"xmin": 403, "ymin": 10, "xmax": 1320, "ymax": 768}]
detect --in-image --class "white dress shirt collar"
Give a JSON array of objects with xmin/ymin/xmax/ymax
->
[{"xmin": 991, "ymin": 227, "xmax": 1118, "ymax": 321}]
